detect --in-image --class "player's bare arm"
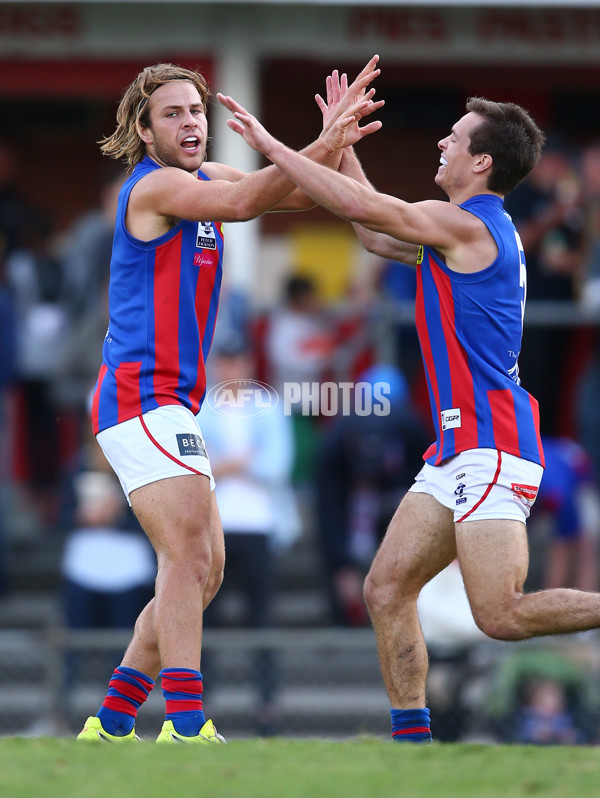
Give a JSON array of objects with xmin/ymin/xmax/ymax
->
[
  {"xmin": 199, "ymin": 55, "xmax": 384, "ymax": 215},
  {"xmin": 127, "ymin": 67, "xmax": 383, "ymax": 239},
  {"xmin": 339, "ymin": 147, "xmax": 420, "ymax": 265},
  {"xmin": 225, "ymin": 101, "xmax": 498, "ymax": 273},
  {"xmin": 315, "ymin": 70, "xmax": 418, "ymax": 265}
]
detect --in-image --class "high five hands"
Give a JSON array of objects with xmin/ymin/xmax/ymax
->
[
  {"xmin": 316, "ymin": 55, "xmax": 384, "ymax": 151},
  {"xmin": 216, "ymin": 54, "xmax": 383, "ymax": 159}
]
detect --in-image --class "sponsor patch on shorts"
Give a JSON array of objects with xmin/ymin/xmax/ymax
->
[
  {"xmin": 177, "ymin": 433, "xmax": 207, "ymax": 457},
  {"xmin": 511, "ymin": 483, "xmax": 538, "ymax": 502}
]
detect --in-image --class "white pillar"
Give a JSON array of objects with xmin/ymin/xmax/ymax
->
[{"xmin": 211, "ymin": 43, "xmax": 260, "ymax": 294}]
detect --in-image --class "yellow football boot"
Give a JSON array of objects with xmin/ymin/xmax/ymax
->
[
  {"xmin": 155, "ymin": 718, "xmax": 226, "ymax": 744},
  {"xmin": 77, "ymin": 716, "xmax": 140, "ymax": 742}
]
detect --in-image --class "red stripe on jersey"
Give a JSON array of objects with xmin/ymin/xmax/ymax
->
[
  {"xmin": 153, "ymin": 233, "xmax": 182, "ymax": 406},
  {"xmin": 487, "ymin": 389, "xmax": 520, "ymax": 454},
  {"xmin": 457, "ymin": 450, "xmax": 502, "ymax": 522},
  {"xmin": 116, "ymin": 362, "xmax": 142, "ymax": 423},
  {"xmin": 91, "ymin": 364, "xmax": 108, "ymax": 435},
  {"xmin": 188, "ymin": 254, "xmax": 217, "ymax": 413},
  {"xmin": 529, "ymin": 394, "xmax": 545, "ymax": 468},
  {"xmin": 416, "ymin": 261, "xmax": 444, "ymax": 463},
  {"xmin": 429, "ymin": 264, "xmax": 477, "ymax": 460}
]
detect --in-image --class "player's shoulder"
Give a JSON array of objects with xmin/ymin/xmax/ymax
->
[{"xmin": 129, "ymin": 165, "xmax": 198, "ymax": 202}]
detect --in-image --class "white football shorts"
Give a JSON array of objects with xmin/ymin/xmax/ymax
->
[
  {"xmin": 96, "ymin": 404, "xmax": 215, "ymax": 504},
  {"xmin": 409, "ymin": 448, "xmax": 544, "ymax": 523}
]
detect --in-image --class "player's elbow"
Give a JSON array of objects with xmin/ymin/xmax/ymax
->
[
  {"xmin": 360, "ymin": 232, "xmax": 382, "ymax": 255},
  {"xmin": 230, "ymin": 199, "xmax": 256, "ymax": 222}
]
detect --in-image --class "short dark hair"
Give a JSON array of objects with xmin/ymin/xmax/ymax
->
[{"xmin": 465, "ymin": 97, "xmax": 545, "ymax": 195}]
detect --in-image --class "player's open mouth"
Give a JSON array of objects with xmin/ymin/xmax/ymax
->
[
  {"xmin": 439, "ymin": 155, "xmax": 447, "ymax": 168},
  {"xmin": 181, "ymin": 136, "xmax": 200, "ymax": 152}
]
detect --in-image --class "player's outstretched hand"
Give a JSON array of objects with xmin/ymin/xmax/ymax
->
[
  {"xmin": 217, "ymin": 93, "xmax": 277, "ymax": 157},
  {"xmin": 322, "ymin": 100, "xmax": 381, "ymax": 155},
  {"xmin": 316, "ymin": 55, "xmax": 384, "ymax": 149}
]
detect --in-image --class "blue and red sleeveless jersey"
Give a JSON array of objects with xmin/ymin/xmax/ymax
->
[
  {"xmin": 91, "ymin": 156, "xmax": 224, "ymax": 434},
  {"xmin": 415, "ymin": 193, "xmax": 544, "ymax": 468}
]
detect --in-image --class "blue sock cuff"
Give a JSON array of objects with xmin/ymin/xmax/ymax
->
[
  {"xmin": 391, "ymin": 708, "xmax": 432, "ymax": 743},
  {"xmin": 391, "ymin": 708, "xmax": 430, "ymax": 724},
  {"xmin": 159, "ymin": 668, "xmax": 203, "ymax": 679}
]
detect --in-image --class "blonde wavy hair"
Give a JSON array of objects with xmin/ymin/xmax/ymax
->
[{"xmin": 100, "ymin": 63, "xmax": 210, "ymax": 172}]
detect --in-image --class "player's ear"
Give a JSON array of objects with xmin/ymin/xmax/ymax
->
[
  {"xmin": 137, "ymin": 119, "xmax": 153, "ymax": 146},
  {"xmin": 473, "ymin": 152, "xmax": 492, "ymax": 175}
]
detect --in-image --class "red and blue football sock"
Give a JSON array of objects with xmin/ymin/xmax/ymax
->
[
  {"xmin": 161, "ymin": 668, "xmax": 206, "ymax": 736},
  {"xmin": 96, "ymin": 666, "xmax": 155, "ymax": 736},
  {"xmin": 391, "ymin": 707, "xmax": 432, "ymax": 742}
]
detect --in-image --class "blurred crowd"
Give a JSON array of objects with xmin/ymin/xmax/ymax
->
[{"xmin": 2, "ymin": 133, "xmax": 600, "ymax": 741}]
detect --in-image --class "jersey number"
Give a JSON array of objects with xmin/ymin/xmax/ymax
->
[{"xmin": 515, "ymin": 230, "xmax": 527, "ymax": 330}]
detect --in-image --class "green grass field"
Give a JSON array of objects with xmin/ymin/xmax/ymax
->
[{"xmin": 0, "ymin": 738, "xmax": 598, "ymax": 798}]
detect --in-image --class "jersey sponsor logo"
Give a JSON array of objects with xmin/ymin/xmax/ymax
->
[
  {"xmin": 441, "ymin": 408, "xmax": 461, "ymax": 431},
  {"xmin": 177, "ymin": 433, "xmax": 208, "ymax": 457},
  {"xmin": 194, "ymin": 251, "xmax": 215, "ymax": 268},
  {"xmin": 196, "ymin": 222, "xmax": 217, "ymax": 250},
  {"xmin": 511, "ymin": 483, "xmax": 538, "ymax": 502}
]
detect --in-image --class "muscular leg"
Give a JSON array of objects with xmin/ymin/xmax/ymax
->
[
  {"xmin": 117, "ymin": 477, "xmax": 224, "ymax": 677},
  {"xmin": 363, "ymin": 491, "xmax": 456, "ymax": 708},
  {"xmin": 457, "ymin": 519, "xmax": 600, "ymax": 640}
]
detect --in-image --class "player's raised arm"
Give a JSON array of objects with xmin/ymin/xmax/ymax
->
[
  {"xmin": 203, "ymin": 55, "xmax": 384, "ymax": 214},
  {"xmin": 314, "ymin": 67, "xmax": 419, "ymax": 264},
  {"xmin": 219, "ymin": 97, "xmax": 475, "ymax": 255}
]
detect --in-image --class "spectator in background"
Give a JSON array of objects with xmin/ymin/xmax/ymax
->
[
  {"xmin": 315, "ymin": 364, "xmax": 430, "ymax": 626},
  {"xmin": 60, "ymin": 166, "xmax": 124, "ymax": 322},
  {"xmin": 60, "ymin": 470, "xmax": 156, "ymax": 711},
  {"xmin": 505, "ymin": 144, "xmax": 585, "ymax": 436},
  {"xmin": 6, "ymin": 213, "xmax": 72, "ymax": 527},
  {"xmin": 577, "ymin": 142, "xmax": 600, "ymax": 310},
  {"xmin": 515, "ymin": 678, "xmax": 581, "ymax": 745},
  {"xmin": 533, "ymin": 437, "xmax": 600, "ymax": 593},
  {"xmin": 61, "ymin": 470, "xmax": 156, "ymax": 632},
  {"xmin": 486, "ymin": 649, "xmax": 598, "ymax": 745},
  {"xmin": 504, "ymin": 143, "xmax": 584, "ymax": 302},
  {"xmin": 265, "ymin": 274, "xmax": 335, "ymax": 485},
  {"xmin": 53, "ymin": 167, "xmax": 125, "ymax": 427},
  {"xmin": 201, "ymin": 334, "xmax": 300, "ymax": 735},
  {"xmin": 576, "ymin": 144, "xmax": 600, "ymax": 484}
]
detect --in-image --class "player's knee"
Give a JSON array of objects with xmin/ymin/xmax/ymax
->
[
  {"xmin": 471, "ymin": 604, "xmax": 526, "ymax": 641},
  {"xmin": 158, "ymin": 539, "xmax": 213, "ymax": 586},
  {"xmin": 363, "ymin": 570, "xmax": 401, "ymax": 618}
]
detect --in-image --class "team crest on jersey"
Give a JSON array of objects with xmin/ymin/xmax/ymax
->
[
  {"xmin": 441, "ymin": 408, "xmax": 461, "ymax": 431},
  {"xmin": 196, "ymin": 222, "xmax": 217, "ymax": 250}
]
